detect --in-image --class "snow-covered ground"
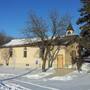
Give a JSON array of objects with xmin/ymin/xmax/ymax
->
[
  {"xmin": 1, "ymin": 64, "xmax": 88, "ymax": 82},
  {"xmin": 24, "ymin": 68, "xmax": 55, "ymax": 79},
  {"xmin": 49, "ymin": 70, "xmax": 86, "ymax": 81},
  {"xmin": 0, "ymin": 63, "xmax": 90, "ymax": 82},
  {"xmin": 0, "ymin": 64, "xmax": 90, "ymax": 90},
  {"xmin": 81, "ymin": 63, "xmax": 90, "ymax": 71},
  {"xmin": 23, "ymin": 64, "xmax": 90, "ymax": 81},
  {"xmin": 24, "ymin": 72, "xmax": 53, "ymax": 79},
  {"xmin": 50, "ymin": 63, "xmax": 90, "ymax": 81},
  {"xmin": 0, "ymin": 74, "xmax": 14, "ymax": 78},
  {"xmin": 0, "ymin": 82, "xmax": 30, "ymax": 90}
]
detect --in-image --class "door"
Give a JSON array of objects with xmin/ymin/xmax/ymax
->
[{"xmin": 57, "ymin": 54, "xmax": 63, "ymax": 68}]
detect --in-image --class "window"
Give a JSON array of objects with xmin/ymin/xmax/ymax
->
[
  {"xmin": 9, "ymin": 48, "xmax": 13, "ymax": 57},
  {"xmin": 67, "ymin": 31, "xmax": 71, "ymax": 35},
  {"xmin": 26, "ymin": 64, "xmax": 29, "ymax": 66},
  {"xmin": 24, "ymin": 47, "xmax": 27, "ymax": 58}
]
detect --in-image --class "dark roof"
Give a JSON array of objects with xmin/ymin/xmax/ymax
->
[{"xmin": 55, "ymin": 35, "xmax": 79, "ymax": 46}]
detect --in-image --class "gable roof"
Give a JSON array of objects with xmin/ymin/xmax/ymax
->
[
  {"xmin": 3, "ymin": 39, "xmax": 29, "ymax": 47},
  {"xmin": 56, "ymin": 35, "xmax": 78, "ymax": 46},
  {"xmin": 2, "ymin": 38, "xmax": 41, "ymax": 47},
  {"xmin": 1, "ymin": 35, "xmax": 78, "ymax": 48}
]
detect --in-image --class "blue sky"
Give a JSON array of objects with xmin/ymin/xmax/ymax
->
[{"xmin": 0, "ymin": 0, "xmax": 81, "ymax": 38}]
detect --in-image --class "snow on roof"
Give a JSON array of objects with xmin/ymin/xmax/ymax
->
[
  {"xmin": 3, "ymin": 35, "xmax": 78, "ymax": 47},
  {"xmin": 3, "ymin": 39, "xmax": 29, "ymax": 47},
  {"xmin": 3, "ymin": 38, "xmax": 41, "ymax": 47}
]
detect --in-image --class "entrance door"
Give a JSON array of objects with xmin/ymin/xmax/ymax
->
[{"xmin": 57, "ymin": 54, "xmax": 63, "ymax": 68}]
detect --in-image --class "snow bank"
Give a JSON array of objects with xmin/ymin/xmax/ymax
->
[
  {"xmin": 24, "ymin": 68, "xmax": 54, "ymax": 79},
  {"xmin": 50, "ymin": 76, "xmax": 72, "ymax": 81},
  {"xmin": 81, "ymin": 63, "xmax": 90, "ymax": 72},
  {"xmin": 24, "ymin": 72, "xmax": 53, "ymax": 79},
  {"xmin": 0, "ymin": 74, "xmax": 14, "ymax": 77},
  {"xmin": 46, "ymin": 67, "xmax": 55, "ymax": 72},
  {"xmin": 50, "ymin": 70, "xmax": 87, "ymax": 81},
  {"xmin": 0, "ymin": 74, "xmax": 14, "ymax": 80}
]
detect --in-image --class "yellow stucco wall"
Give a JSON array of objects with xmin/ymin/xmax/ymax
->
[
  {"xmin": 0, "ymin": 47, "xmax": 41, "ymax": 68},
  {"xmin": 0, "ymin": 43, "xmax": 77, "ymax": 69},
  {"xmin": 65, "ymin": 42, "xmax": 78, "ymax": 68}
]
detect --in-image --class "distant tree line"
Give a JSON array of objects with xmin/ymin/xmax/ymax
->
[{"xmin": 0, "ymin": 32, "xmax": 13, "ymax": 46}]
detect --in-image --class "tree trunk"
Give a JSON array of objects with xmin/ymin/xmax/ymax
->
[
  {"xmin": 42, "ymin": 59, "xmax": 46, "ymax": 72},
  {"xmin": 76, "ymin": 57, "xmax": 83, "ymax": 72},
  {"xmin": 48, "ymin": 60, "xmax": 51, "ymax": 68},
  {"xmin": 50, "ymin": 60, "xmax": 53, "ymax": 67},
  {"xmin": 48, "ymin": 60, "xmax": 53, "ymax": 69}
]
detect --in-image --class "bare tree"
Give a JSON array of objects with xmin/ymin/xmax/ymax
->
[
  {"xmin": 1, "ymin": 48, "xmax": 10, "ymax": 66},
  {"xmin": 23, "ymin": 11, "xmax": 70, "ymax": 72},
  {"xmin": 1, "ymin": 47, "xmax": 16, "ymax": 68}
]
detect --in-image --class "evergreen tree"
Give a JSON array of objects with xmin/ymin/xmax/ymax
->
[{"xmin": 77, "ymin": 0, "xmax": 90, "ymax": 37}]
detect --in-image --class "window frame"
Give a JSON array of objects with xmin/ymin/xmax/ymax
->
[
  {"xmin": 23, "ymin": 47, "xmax": 27, "ymax": 58},
  {"xmin": 9, "ymin": 48, "xmax": 13, "ymax": 57}
]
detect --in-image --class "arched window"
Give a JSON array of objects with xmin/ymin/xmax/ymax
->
[{"xmin": 24, "ymin": 47, "xmax": 27, "ymax": 58}]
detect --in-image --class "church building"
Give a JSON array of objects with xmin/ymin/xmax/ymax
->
[{"xmin": 0, "ymin": 24, "xmax": 78, "ymax": 69}]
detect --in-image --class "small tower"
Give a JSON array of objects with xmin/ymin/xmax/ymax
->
[{"xmin": 66, "ymin": 24, "xmax": 74, "ymax": 36}]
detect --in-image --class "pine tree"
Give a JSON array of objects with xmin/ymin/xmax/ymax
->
[{"xmin": 77, "ymin": 0, "xmax": 90, "ymax": 37}]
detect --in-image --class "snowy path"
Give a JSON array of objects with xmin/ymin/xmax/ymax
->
[
  {"xmin": 0, "ymin": 68, "xmax": 58, "ymax": 90},
  {"xmin": 0, "ymin": 68, "xmax": 37, "ymax": 90},
  {"xmin": 8, "ymin": 79, "xmax": 59, "ymax": 90}
]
